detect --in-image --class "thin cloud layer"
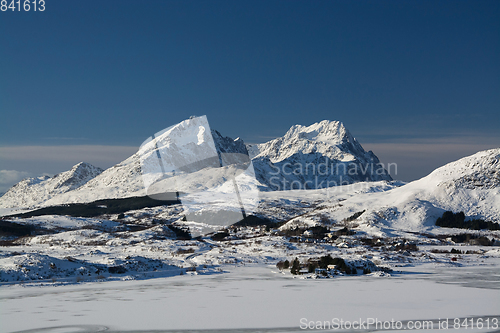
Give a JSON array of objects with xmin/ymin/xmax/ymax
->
[
  {"xmin": 0, "ymin": 145, "xmax": 138, "ymax": 164},
  {"xmin": 0, "ymin": 145, "xmax": 138, "ymax": 193}
]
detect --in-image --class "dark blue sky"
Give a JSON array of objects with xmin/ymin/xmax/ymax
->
[{"xmin": 1, "ymin": 0, "xmax": 499, "ymax": 184}]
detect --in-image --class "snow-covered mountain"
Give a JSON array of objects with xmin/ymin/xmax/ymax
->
[
  {"xmin": 57, "ymin": 130, "xmax": 250, "ymax": 204},
  {"xmin": 3, "ymin": 117, "xmax": 497, "ymax": 236},
  {"xmin": 44, "ymin": 153, "xmax": 146, "ymax": 206},
  {"xmin": 250, "ymin": 120, "xmax": 392, "ymax": 190},
  {"xmin": 0, "ymin": 162, "xmax": 103, "ymax": 209},
  {"xmin": 0, "ymin": 124, "xmax": 254, "ymax": 211},
  {"xmin": 1, "ymin": 120, "xmax": 389, "ymax": 210},
  {"xmin": 281, "ymin": 148, "xmax": 500, "ymax": 233}
]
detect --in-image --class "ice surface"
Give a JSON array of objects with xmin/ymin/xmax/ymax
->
[{"xmin": 1, "ymin": 264, "xmax": 499, "ymax": 332}]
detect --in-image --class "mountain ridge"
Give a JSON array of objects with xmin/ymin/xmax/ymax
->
[
  {"xmin": 3, "ymin": 119, "xmax": 495, "ymax": 231},
  {"xmin": 0, "ymin": 162, "xmax": 103, "ymax": 209},
  {"xmin": 0, "ymin": 125, "xmax": 254, "ymax": 210},
  {"xmin": 279, "ymin": 148, "xmax": 500, "ymax": 233},
  {"xmin": 251, "ymin": 120, "xmax": 392, "ymax": 190},
  {"xmin": 1, "ymin": 119, "xmax": 392, "ymax": 209}
]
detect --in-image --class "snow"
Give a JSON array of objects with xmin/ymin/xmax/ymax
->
[
  {"xmin": 255, "ymin": 120, "xmax": 361, "ymax": 162},
  {"xmin": 0, "ymin": 162, "xmax": 103, "ymax": 209},
  {"xmin": 0, "ymin": 118, "xmax": 256, "ymax": 210},
  {"xmin": 275, "ymin": 148, "xmax": 500, "ymax": 234},
  {"xmin": 251, "ymin": 120, "xmax": 392, "ymax": 190},
  {"xmin": 0, "ymin": 120, "xmax": 393, "ymax": 209},
  {"xmin": 1, "ymin": 201, "xmax": 499, "ymax": 332},
  {"xmin": 0, "ymin": 148, "xmax": 498, "ymax": 237},
  {"xmin": 1, "ymin": 120, "xmax": 500, "ymax": 332},
  {"xmin": 10, "ymin": 215, "xmax": 121, "ymax": 231},
  {"xmin": 1, "ymin": 263, "xmax": 499, "ymax": 332}
]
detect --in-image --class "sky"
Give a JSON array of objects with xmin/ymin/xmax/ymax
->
[{"xmin": 1, "ymin": 0, "xmax": 499, "ymax": 192}]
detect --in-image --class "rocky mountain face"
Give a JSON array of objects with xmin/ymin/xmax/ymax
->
[
  {"xmin": 250, "ymin": 120, "xmax": 392, "ymax": 190},
  {"xmin": 212, "ymin": 130, "xmax": 249, "ymax": 161},
  {"xmin": 0, "ymin": 162, "xmax": 103, "ymax": 209}
]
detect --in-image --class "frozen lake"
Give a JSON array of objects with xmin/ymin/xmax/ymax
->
[{"xmin": 1, "ymin": 262, "xmax": 499, "ymax": 333}]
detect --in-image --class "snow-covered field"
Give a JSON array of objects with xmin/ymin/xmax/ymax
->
[
  {"xmin": 1, "ymin": 205, "xmax": 499, "ymax": 332},
  {"xmin": 1, "ymin": 261, "xmax": 499, "ymax": 332}
]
